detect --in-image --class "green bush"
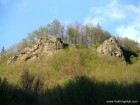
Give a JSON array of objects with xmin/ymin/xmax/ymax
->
[{"xmin": 130, "ymin": 55, "xmax": 139, "ymax": 64}]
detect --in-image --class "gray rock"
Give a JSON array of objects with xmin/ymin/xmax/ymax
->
[
  {"xmin": 97, "ymin": 37, "xmax": 124, "ymax": 59},
  {"xmin": 8, "ymin": 37, "xmax": 67, "ymax": 63}
]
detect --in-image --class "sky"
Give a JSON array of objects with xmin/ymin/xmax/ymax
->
[{"xmin": 0, "ymin": 0, "xmax": 140, "ymax": 49}]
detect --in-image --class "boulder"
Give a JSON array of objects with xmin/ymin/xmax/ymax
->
[
  {"xmin": 8, "ymin": 37, "xmax": 68, "ymax": 63},
  {"xmin": 97, "ymin": 37, "xmax": 124, "ymax": 59}
]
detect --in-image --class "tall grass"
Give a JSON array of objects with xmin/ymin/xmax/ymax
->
[
  {"xmin": 0, "ymin": 47, "xmax": 140, "ymax": 86},
  {"xmin": 41, "ymin": 76, "xmax": 140, "ymax": 105},
  {"xmin": 0, "ymin": 74, "xmax": 139, "ymax": 105}
]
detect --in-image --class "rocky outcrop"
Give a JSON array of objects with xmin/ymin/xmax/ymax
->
[
  {"xmin": 8, "ymin": 38, "xmax": 68, "ymax": 63},
  {"xmin": 97, "ymin": 37, "xmax": 124, "ymax": 59}
]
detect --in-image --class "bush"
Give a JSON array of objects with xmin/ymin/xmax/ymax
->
[
  {"xmin": 130, "ymin": 55, "xmax": 139, "ymax": 64},
  {"xmin": 0, "ymin": 77, "xmax": 17, "ymax": 105},
  {"xmin": 20, "ymin": 69, "xmax": 44, "ymax": 105}
]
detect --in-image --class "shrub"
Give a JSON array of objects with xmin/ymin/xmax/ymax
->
[
  {"xmin": 20, "ymin": 69, "xmax": 43, "ymax": 94},
  {"xmin": 20, "ymin": 69, "xmax": 44, "ymax": 105},
  {"xmin": 130, "ymin": 55, "xmax": 139, "ymax": 64},
  {"xmin": 0, "ymin": 77, "xmax": 17, "ymax": 105}
]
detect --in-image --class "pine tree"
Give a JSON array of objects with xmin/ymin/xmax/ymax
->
[{"xmin": 1, "ymin": 46, "xmax": 6, "ymax": 56}]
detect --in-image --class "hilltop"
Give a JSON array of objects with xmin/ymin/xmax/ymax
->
[
  {"xmin": 0, "ymin": 20, "xmax": 140, "ymax": 105},
  {"xmin": 8, "ymin": 37, "xmax": 126, "ymax": 64},
  {"xmin": 0, "ymin": 20, "xmax": 140, "ymax": 84}
]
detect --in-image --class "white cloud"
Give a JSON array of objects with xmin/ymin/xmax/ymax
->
[
  {"xmin": 87, "ymin": 0, "xmax": 127, "ymax": 23},
  {"xmin": 84, "ymin": 0, "xmax": 140, "ymax": 43},
  {"xmin": 116, "ymin": 25, "xmax": 139, "ymax": 40},
  {"xmin": 116, "ymin": 4, "xmax": 140, "ymax": 43}
]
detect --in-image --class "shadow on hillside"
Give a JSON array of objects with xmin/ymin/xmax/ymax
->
[
  {"xmin": 120, "ymin": 47, "xmax": 138, "ymax": 64},
  {"xmin": 0, "ymin": 77, "xmax": 39, "ymax": 105},
  {"xmin": 0, "ymin": 76, "xmax": 140, "ymax": 105},
  {"xmin": 41, "ymin": 76, "xmax": 140, "ymax": 105}
]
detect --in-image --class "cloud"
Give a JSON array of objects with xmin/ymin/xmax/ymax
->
[
  {"xmin": 116, "ymin": 25, "xmax": 139, "ymax": 40},
  {"xmin": 91, "ymin": 0, "xmax": 126, "ymax": 20},
  {"xmin": 84, "ymin": 0, "xmax": 140, "ymax": 43},
  {"xmin": 84, "ymin": 0, "xmax": 126, "ymax": 25},
  {"xmin": 116, "ymin": 3, "xmax": 140, "ymax": 43}
]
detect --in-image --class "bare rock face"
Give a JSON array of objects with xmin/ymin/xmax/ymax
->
[
  {"xmin": 8, "ymin": 38, "xmax": 68, "ymax": 63},
  {"xmin": 97, "ymin": 37, "xmax": 124, "ymax": 59}
]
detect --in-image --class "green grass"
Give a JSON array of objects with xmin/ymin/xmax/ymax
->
[
  {"xmin": 0, "ymin": 47, "xmax": 140, "ymax": 87},
  {"xmin": 41, "ymin": 76, "xmax": 140, "ymax": 105},
  {"xmin": 0, "ymin": 47, "xmax": 140, "ymax": 105},
  {"xmin": 0, "ymin": 75, "xmax": 140, "ymax": 105},
  {"xmin": 0, "ymin": 63, "xmax": 11, "ymax": 77},
  {"xmin": 0, "ymin": 63, "xmax": 8, "ymax": 71}
]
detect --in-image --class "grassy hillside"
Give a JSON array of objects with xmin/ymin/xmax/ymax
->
[
  {"xmin": 0, "ymin": 47, "xmax": 140, "ymax": 86},
  {"xmin": 0, "ymin": 47, "xmax": 140, "ymax": 105},
  {"xmin": 0, "ymin": 71, "xmax": 139, "ymax": 105}
]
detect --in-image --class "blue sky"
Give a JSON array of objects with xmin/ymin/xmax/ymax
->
[{"xmin": 0, "ymin": 0, "xmax": 140, "ymax": 49}]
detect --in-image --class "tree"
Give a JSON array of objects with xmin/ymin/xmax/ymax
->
[
  {"xmin": 38, "ymin": 26, "xmax": 49, "ymax": 38},
  {"xmin": 28, "ymin": 26, "xmax": 49, "ymax": 45},
  {"xmin": 80, "ymin": 26, "xmax": 88, "ymax": 46},
  {"xmin": 6, "ymin": 44, "xmax": 17, "ymax": 54},
  {"xmin": 67, "ymin": 25, "xmax": 80, "ymax": 44},
  {"xmin": 0, "ymin": 46, "xmax": 6, "ymax": 56},
  {"xmin": 84, "ymin": 23, "xmax": 111, "ymax": 47},
  {"xmin": 118, "ymin": 37, "xmax": 139, "ymax": 52},
  {"xmin": 17, "ymin": 38, "xmax": 29, "ymax": 51},
  {"xmin": 85, "ymin": 24, "xmax": 94, "ymax": 46},
  {"xmin": 28, "ymin": 31, "xmax": 40, "ymax": 45},
  {"xmin": 92, "ymin": 23, "xmax": 111, "ymax": 47},
  {"xmin": 75, "ymin": 22, "xmax": 83, "ymax": 45},
  {"xmin": 0, "ymin": 47, "xmax": 10, "ymax": 63},
  {"xmin": 48, "ymin": 19, "xmax": 62, "ymax": 37}
]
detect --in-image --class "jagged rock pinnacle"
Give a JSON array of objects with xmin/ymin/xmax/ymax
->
[{"xmin": 97, "ymin": 37, "xmax": 124, "ymax": 59}]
